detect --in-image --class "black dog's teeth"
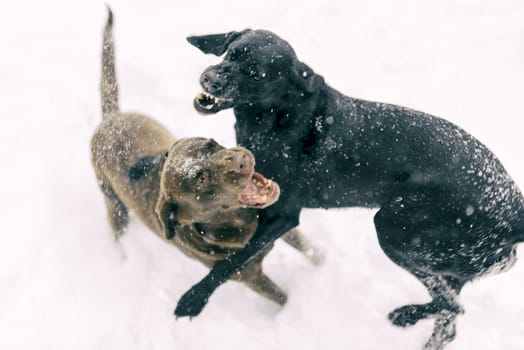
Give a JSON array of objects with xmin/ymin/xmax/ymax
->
[{"xmin": 198, "ymin": 92, "xmax": 218, "ymax": 109}]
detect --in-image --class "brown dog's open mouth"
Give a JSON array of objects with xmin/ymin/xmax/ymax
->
[
  {"xmin": 238, "ymin": 171, "xmax": 280, "ymax": 208},
  {"xmin": 194, "ymin": 91, "xmax": 234, "ymax": 114}
]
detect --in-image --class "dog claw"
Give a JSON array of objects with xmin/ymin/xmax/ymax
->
[{"xmin": 175, "ymin": 315, "xmax": 192, "ymax": 322}]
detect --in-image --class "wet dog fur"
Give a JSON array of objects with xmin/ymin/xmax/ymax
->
[
  {"xmin": 91, "ymin": 11, "xmax": 321, "ymax": 306},
  {"xmin": 178, "ymin": 28, "xmax": 524, "ymax": 348}
]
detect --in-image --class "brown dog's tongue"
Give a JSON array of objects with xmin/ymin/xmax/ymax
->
[{"xmin": 238, "ymin": 172, "xmax": 280, "ymax": 208}]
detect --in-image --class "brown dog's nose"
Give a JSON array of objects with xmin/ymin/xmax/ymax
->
[{"xmin": 230, "ymin": 151, "xmax": 253, "ymax": 175}]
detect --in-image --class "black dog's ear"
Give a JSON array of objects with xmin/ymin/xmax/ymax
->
[
  {"xmin": 155, "ymin": 192, "xmax": 179, "ymax": 240},
  {"xmin": 291, "ymin": 61, "xmax": 324, "ymax": 94},
  {"xmin": 186, "ymin": 31, "xmax": 247, "ymax": 56},
  {"xmin": 128, "ymin": 153, "xmax": 166, "ymax": 183}
]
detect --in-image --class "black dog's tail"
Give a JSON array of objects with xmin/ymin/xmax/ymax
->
[{"xmin": 100, "ymin": 6, "xmax": 119, "ymax": 119}]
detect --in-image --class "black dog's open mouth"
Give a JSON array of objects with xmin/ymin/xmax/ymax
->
[
  {"xmin": 238, "ymin": 171, "xmax": 280, "ymax": 208},
  {"xmin": 194, "ymin": 91, "xmax": 234, "ymax": 114}
]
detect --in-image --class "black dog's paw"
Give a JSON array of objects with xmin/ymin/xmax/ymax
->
[
  {"xmin": 174, "ymin": 283, "xmax": 213, "ymax": 318},
  {"xmin": 388, "ymin": 304, "xmax": 425, "ymax": 327}
]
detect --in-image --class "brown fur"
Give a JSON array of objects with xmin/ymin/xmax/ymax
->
[{"xmin": 90, "ymin": 8, "xmax": 322, "ymax": 306}]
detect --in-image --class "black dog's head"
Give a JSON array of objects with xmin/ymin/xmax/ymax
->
[{"xmin": 187, "ymin": 29, "xmax": 324, "ymax": 114}]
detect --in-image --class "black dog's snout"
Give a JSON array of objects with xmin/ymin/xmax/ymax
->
[{"xmin": 202, "ymin": 71, "xmax": 224, "ymax": 95}]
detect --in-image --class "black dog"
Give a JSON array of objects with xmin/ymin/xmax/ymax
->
[{"xmin": 178, "ymin": 29, "xmax": 524, "ymax": 348}]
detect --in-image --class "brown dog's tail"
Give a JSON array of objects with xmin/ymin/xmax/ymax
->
[{"xmin": 101, "ymin": 6, "xmax": 119, "ymax": 119}]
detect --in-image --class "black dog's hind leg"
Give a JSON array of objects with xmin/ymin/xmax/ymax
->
[
  {"xmin": 389, "ymin": 273, "xmax": 464, "ymax": 349},
  {"xmin": 388, "ymin": 273, "xmax": 464, "ymax": 327},
  {"xmin": 424, "ymin": 309, "xmax": 461, "ymax": 350},
  {"xmin": 424, "ymin": 276, "xmax": 464, "ymax": 350},
  {"xmin": 175, "ymin": 207, "xmax": 299, "ymax": 317},
  {"xmin": 374, "ymin": 188, "xmax": 467, "ymax": 349}
]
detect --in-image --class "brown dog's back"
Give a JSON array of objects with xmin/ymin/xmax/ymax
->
[{"xmin": 91, "ymin": 112, "xmax": 174, "ymax": 234}]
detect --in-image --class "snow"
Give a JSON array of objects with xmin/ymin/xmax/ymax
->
[{"xmin": 1, "ymin": 0, "xmax": 524, "ymax": 349}]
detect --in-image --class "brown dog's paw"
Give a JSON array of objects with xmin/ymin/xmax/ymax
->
[
  {"xmin": 308, "ymin": 249, "xmax": 326, "ymax": 266},
  {"xmin": 113, "ymin": 228, "xmax": 127, "ymax": 241}
]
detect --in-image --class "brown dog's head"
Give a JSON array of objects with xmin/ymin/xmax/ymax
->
[
  {"xmin": 155, "ymin": 138, "xmax": 280, "ymax": 239},
  {"xmin": 187, "ymin": 29, "xmax": 324, "ymax": 114}
]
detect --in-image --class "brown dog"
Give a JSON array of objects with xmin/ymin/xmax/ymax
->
[{"xmin": 90, "ymin": 8, "xmax": 321, "ymax": 306}]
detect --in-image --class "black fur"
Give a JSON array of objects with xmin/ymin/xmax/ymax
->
[
  {"xmin": 187, "ymin": 31, "xmax": 246, "ymax": 56},
  {"xmin": 179, "ymin": 29, "xmax": 524, "ymax": 347}
]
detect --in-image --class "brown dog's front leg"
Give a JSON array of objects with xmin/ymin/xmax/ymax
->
[
  {"xmin": 237, "ymin": 252, "xmax": 288, "ymax": 306},
  {"xmin": 243, "ymin": 273, "xmax": 288, "ymax": 306},
  {"xmin": 281, "ymin": 228, "xmax": 324, "ymax": 265}
]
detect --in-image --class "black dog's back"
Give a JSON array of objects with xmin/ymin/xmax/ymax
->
[
  {"xmin": 238, "ymin": 82, "xmax": 524, "ymax": 279},
  {"xmin": 235, "ymin": 85, "xmax": 523, "ymax": 222}
]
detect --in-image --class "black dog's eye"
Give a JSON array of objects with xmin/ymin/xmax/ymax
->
[
  {"xmin": 249, "ymin": 69, "xmax": 259, "ymax": 80},
  {"xmin": 246, "ymin": 65, "xmax": 265, "ymax": 81},
  {"xmin": 227, "ymin": 50, "xmax": 241, "ymax": 62}
]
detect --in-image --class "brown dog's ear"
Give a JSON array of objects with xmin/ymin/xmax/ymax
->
[
  {"xmin": 291, "ymin": 61, "xmax": 324, "ymax": 93},
  {"xmin": 186, "ymin": 30, "xmax": 248, "ymax": 56},
  {"xmin": 155, "ymin": 193, "xmax": 179, "ymax": 240}
]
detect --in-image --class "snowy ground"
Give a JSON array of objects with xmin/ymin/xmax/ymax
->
[{"xmin": 1, "ymin": 0, "xmax": 524, "ymax": 349}]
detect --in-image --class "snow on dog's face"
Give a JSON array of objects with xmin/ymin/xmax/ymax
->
[
  {"xmin": 187, "ymin": 29, "xmax": 323, "ymax": 113},
  {"xmin": 162, "ymin": 138, "xmax": 280, "ymax": 220}
]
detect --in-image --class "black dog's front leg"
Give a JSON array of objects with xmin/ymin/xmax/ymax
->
[{"xmin": 174, "ymin": 209, "xmax": 299, "ymax": 318}]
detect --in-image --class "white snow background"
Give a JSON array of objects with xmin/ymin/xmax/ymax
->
[{"xmin": 1, "ymin": 0, "xmax": 524, "ymax": 349}]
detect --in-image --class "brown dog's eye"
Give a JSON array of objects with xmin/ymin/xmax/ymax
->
[{"xmin": 195, "ymin": 171, "xmax": 209, "ymax": 190}]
